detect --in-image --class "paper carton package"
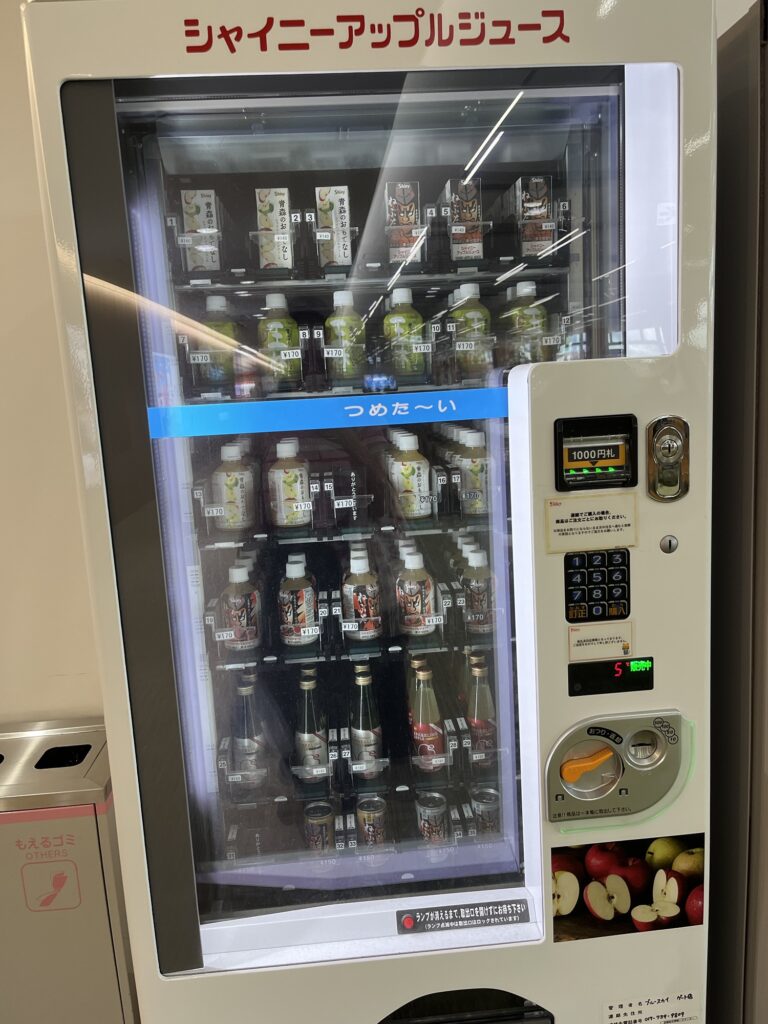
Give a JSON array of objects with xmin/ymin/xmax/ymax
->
[
  {"xmin": 255, "ymin": 187, "xmax": 294, "ymax": 270},
  {"xmin": 180, "ymin": 188, "xmax": 221, "ymax": 272},
  {"xmin": 515, "ymin": 175, "xmax": 556, "ymax": 256},
  {"xmin": 385, "ymin": 181, "xmax": 422, "ymax": 264},
  {"xmin": 315, "ymin": 186, "xmax": 353, "ymax": 268},
  {"xmin": 444, "ymin": 178, "xmax": 484, "ymax": 261}
]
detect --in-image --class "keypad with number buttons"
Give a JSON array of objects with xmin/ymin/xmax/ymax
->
[{"xmin": 564, "ymin": 548, "xmax": 630, "ymax": 622}]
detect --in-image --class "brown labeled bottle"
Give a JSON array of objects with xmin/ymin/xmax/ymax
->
[
  {"xmin": 342, "ymin": 552, "xmax": 383, "ymax": 641},
  {"xmin": 396, "ymin": 552, "xmax": 437, "ymax": 636},
  {"xmin": 468, "ymin": 662, "xmax": 497, "ymax": 768},
  {"xmin": 278, "ymin": 560, "xmax": 319, "ymax": 647},
  {"xmin": 463, "ymin": 549, "xmax": 494, "ymax": 634},
  {"xmin": 220, "ymin": 565, "xmax": 261, "ymax": 651}
]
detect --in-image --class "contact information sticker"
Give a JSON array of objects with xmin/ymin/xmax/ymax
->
[
  {"xmin": 396, "ymin": 899, "xmax": 529, "ymax": 933},
  {"xmin": 603, "ymin": 990, "xmax": 700, "ymax": 1023}
]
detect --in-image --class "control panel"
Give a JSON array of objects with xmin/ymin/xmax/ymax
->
[{"xmin": 564, "ymin": 548, "xmax": 630, "ymax": 623}]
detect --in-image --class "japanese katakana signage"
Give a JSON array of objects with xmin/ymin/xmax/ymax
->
[{"xmin": 183, "ymin": 8, "xmax": 570, "ymax": 56}]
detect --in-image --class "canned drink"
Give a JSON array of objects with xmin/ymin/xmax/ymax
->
[
  {"xmin": 415, "ymin": 791, "xmax": 448, "ymax": 843},
  {"xmin": 304, "ymin": 801, "xmax": 335, "ymax": 852},
  {"xmin": 470, "ymin": 786, "xmax": 500, "ymax": 834},
  {"xmin": 356, "ymin": 795, "xmax": 387, "ymax": 846}
]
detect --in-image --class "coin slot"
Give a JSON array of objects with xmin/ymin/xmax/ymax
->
[{"xmin": 625, "ymin": 729, "xmax": 665, "ymax": 769}]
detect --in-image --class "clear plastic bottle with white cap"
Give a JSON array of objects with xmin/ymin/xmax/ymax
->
[
  {"xmin": 396, "ymin": 551, "xmax": 437, "ymax": 636},
  {"xmin": 193, "ymin": 295, "xmax": 236, "ymax": 397},
  {"xmin": 390, "ymin": 433, "xmax": 432, "ymax": 520},
  {"xmin": 342, "ymin": 551, "xmax": 383, "ymax": 640},
  {"xmin": 324, "ymin": 290, "xmax": 366, "ymax": 383},
  {"xmin": 278, "ymin": 559, "xmax": 319, "ymax": 647},
  {"xmin": 211, "ymin": 442, "xmax": 256, "ymax": 531},
  {"xmin": 463, "ymin": 549, "xmax": 494, "ymax": 635},
  {"xmin": 497, "ymin": 280, "xmax": 550, "ymax": 366},
  {"xmin": 267, "ymin": 438, "xmax": 311, "ymax": 528},
  {"xmin": 257, "ymin": 292, "xmax": 302, "ymax": 390},
  {"xmin": 383, "ymin": 287, "xmax": 427, "ymax": 376},
  {"xmin": 219, "ymin": 564, "xmax": 261, "ymax": 650},
  {"xmin": 459, "ymin": 429, "xmax": 490, "ymax": 516},
  {"xmin": 447, "ymin": 282, "xmax": 493, "ymax": 380},
  {"xmin": 286, "ymin": 551, "xmax": 317, "ymax": 590}
]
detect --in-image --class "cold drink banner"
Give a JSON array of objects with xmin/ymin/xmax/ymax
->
[{"xmin": 147, "ymin": 386, "xmax": 508, "ymax": 439}]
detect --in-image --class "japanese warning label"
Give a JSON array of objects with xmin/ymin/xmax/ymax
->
[
  {"xmin": 603, "ymin": 990, "xmax": 700, "ymax": 1023},
  {"xmin": 568, "ymin": 622, "xmax": 632, "ymax": 662},
  {"xmin": 546, "ymin": 495, "xmax": 637, "ymax": 553},
  {"xmin": 396, "ymin": 899, "xmax": 529, "ymax": 934}
]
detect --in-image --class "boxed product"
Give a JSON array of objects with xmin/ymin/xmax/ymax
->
[
  {"xmin": 180, "ymin": 188, "xmax": 221, "ymax": 272},
  {"xmin": 444, "ymin": 178, "xmax": 484, "ymax": 261},
  {"xmin": 515, "ymin": 175, "xmax": 556, "ymax": 256},
  {"xmin": 315, "ymin": 186, "xmax": 353, "ymax": 268},
  {"xmin": 385, "ymin": 180, "xmax": 422, "ymax": 264},
  {"xmin": 255, "ymin": 186, "xmax": 294, "ymax": 270}
]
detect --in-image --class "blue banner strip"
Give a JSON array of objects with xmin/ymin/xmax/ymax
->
[{"xmin": 147, "ymin": 387, "xmax": 508, "ymax": 439}]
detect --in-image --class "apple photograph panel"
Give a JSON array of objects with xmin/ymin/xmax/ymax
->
[{"xmin": 551, "ymin": 835, "xmax": 705, "ymax": 940}]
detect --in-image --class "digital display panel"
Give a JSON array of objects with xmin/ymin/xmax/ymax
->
[{"xmin": 568, "ymin": 657, "xmax": 654, "ymax": 697}]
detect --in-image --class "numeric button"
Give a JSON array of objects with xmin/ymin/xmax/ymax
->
[
  {"xmin": 608, "ymin": 567, "xmax": 628, "ymax": 584},
  {"xmin": 588, "ymin": 569, "xmax": 607, "ymax": 586}
]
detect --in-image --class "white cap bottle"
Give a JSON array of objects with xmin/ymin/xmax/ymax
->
[
  {"xmin": 286, "ymin": 562, "xmax": 306, "ymax": 580},
  {"xmin": 460, "ymin": 283, "xmax": 480, "ymax": 300},
  {"xmin": 333, "ymin": 290, "xmax": 355, "ymax": 309},
  {"xmin": 206, "ymin": 295, "xmax": 229, "ymax": 314},
  {"xmin": 265, "ymin": 292, "xmax": 288, "ymax": 308},
  {"xmin": 392, "ymin": 287, "xmax": 413, "ymax": 306},
  {"xmin": 276, "ymin": 439, "xmax": 299, "ymax": 459},
  {"xmin": 506, "ymin": 285, "xmax": 518, "ymax": 302},
  {"xmin": 464, "ymin": 430, "xmax": 486, "ymax": 449},
  {"xmin": 229, "ymin": 565, "xmax": 250, "ymax": 584},
  {"xmin": 221, "ymin": 443, "xmax": 242, "ymax": 462},
  {"xmin": 467, "ymin": 550, "xmax": 488, "ymax": 569},
  {"xmin": 396, "ymin": 433, "xmax": 420, "ymax": 452},
  {"xmin": 517, "ymin": 281, "xmax": 537, "ymax": 297},
  {"xmin": 349, "ymin": 554, "xmax": 371, "ymax": 575},
  {"xmin": 405, "ymin": 552, "xmax": 425, "ymax": 571}
]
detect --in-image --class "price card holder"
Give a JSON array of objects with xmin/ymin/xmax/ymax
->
[{"xmin": 332, "ymin": 492, "xmax": 373, "ymax": 531}]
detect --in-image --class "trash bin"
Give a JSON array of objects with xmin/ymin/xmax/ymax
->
[{"xmin": 0, "ymin": 719, "xmax": 137, "ymax": 1023}]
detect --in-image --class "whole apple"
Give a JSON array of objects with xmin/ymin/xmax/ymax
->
[
  {"xmin": 645, "ymin": 836, "xmax": 687, "ymax": 871},
  {"xmin": 552, "ymin": 852, "xmax": 586, "ymax": 884},
  {"xmin": 613, "ymin": 856, "xmax": 652, "ymax": 898},
  {"xmin": 672, "ymin": 848, "xmax": 705, "ymax": 880},
  {"xmin": 685, "ymin": 884, "xmax": 705, "ymax": 926},
  {"xmin": 585, "ymin": 843, "xmax": 626, "ymax": 880}
]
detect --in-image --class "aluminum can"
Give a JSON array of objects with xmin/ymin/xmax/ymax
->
[
  {"xmin": 356, "ymin": 795, "xmax": 387, "ymax": 846},
  {"xmin": 304, "ymin": 801, "xmax": 335, "ymax": 852},
  {"xmin": 470, "ymin": 786, "xmax": 500, "ymax": 834},
  {"xmin": 415, "ymin": 791, "xmax": 448, "ymax": 843}
]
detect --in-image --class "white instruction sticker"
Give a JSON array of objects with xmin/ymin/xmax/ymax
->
[
  {"xmin": 603, "ymin": 990, "xmax": 700, "ymax": 1023},
  {"xmin": 546, "ymin": 494, "xmax": 637, "ymax": 552},
  {"xmin": 568, "ymin": 622, "xmax": 632, "ymax": 662}
]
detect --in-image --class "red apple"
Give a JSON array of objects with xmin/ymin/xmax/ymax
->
[
  {"xmin": 552, "ymin": 871, "xmax": 581, "ymax": 917},
  {"xmin": 583, "ymin": 874, "xmax": 631, "ymax": 921},
  {"xmin": 685, "ymin": 884, "xmax": 704, "ymax": 926},
  {"xmin": 630, "ymin": 901, "xmax": 681, "ymax": 932},
  {"xmin": 585, "ymin": 843, "xmax": 626, "ymax": 881},
  {"xmin": 552, "ymin": 852, "xmax": 586, "ymax": 884},
  {"xmin": 613, "ymin": 856, "xmax": 652, "ymax": 898},
  {"xmin": 652, "ymin": 869, "xmax": 688, "ymax": 908}
]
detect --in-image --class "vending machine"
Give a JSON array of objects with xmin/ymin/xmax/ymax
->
[{"xmin": 22, "ymin": 1, "xmax": 714, "ymax": 1021}]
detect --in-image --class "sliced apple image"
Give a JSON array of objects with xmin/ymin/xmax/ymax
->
[
  {"xmin": 685, "ymin": 884, "xmax": 705, "ymax": 926},
  {"xmin": 645, "ymin": 836, "xmax": 687, "ymax": 871},
  {"xmin": 552, "ymin": 871, "xmax": 581, "ymax": 917},
  {"xmin": 585, "ymin": 843, "xmax": 626, "ymax": 881},
  {"xmin": 630, "ymin": 901, "xmax": 681, "ymax": 931},
  {"xmin": 551, "ymin": 852, "xmax": 586, "ymax": 884},
  {"xmin": 652, "ymin": 868, "xmax": 688, "ymax": 907},
  {"xmin": 671, "ymin": 847, "xmax": 705, "ymax": 881},
  {"xmin": 583, "ymin": 875, "xmax": 631, "ymax": 921}
]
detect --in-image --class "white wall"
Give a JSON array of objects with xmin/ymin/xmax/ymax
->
[
  {"xmin": 0, "ymin": 0, "xmax": 751, "ymax": 726},
  {"xmin": 0, "ymin": 0, "xmax": 101, "ymax": 722}
]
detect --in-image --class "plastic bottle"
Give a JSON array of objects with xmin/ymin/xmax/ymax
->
[
  {"xmin": 278, "ymin": 560, "xmax": 319, "ymax": 647},
  {"xmin": 267, "ymin": 439, "xmax": 311, "ymax": 528},
  {"xmin": 390, "ymin": 433, "xmax": 432, "ymax": 520},
  {"xmin": 287, "ymin": 551, "xmax": 317, "ymax": 590},
  {"xmin": 220, "ymin": 565, "xmax": 261, "ymax": 651},
  {"xmin": 324, "ymin": 290, "xmax": 367, "ymax": 383},
  {"xmin": 257, "ymin": 292, "xmax": 302, "ymax": 390},
  {"xmin": 448, "ymin": 283, "xmax": 494, "ymax": 379},
  {"xmin": 459, "ymin": 429, "xmax": 490, "ymax": 517},
  {"xmin": 342, "ymin": 552, "xmax": 383, "ymax": 641},
  {"xmin": 195, "ymin": 295, "xmax": 236, "ymax": 395},
  {"xmin": 452, "ymin": 535, "xmax": 481, "ymax": 581},
  {"xmin": 468, "ymin": 661, "xmax": 497, "ymax": 767},
  {"xmin": 411, "ymin": 667, "xmax": 445, "ymax": 772},
  {"xmin": 211, "ymin": 443, "xmax": 256, "ymax": 531},
  {"xmin": 294, "ymin": 672, "xmax": 328, "ymax": 781},
  {"xmin": 384, "ymin": 287, "xmax": 426, "ymax": 376},
  {"xmin": 350, "ymin": 667, "xmax": 383, "ymax": 778},
  {"xmin": 498, "ymin": 281, "xmax": 549, "ymax": 366},
  {"xmin": 463, "ymin": 549, "xmax": 494, "ymax": 634},
  {"xmin": 396, "ymin": 552, "xmax": 437, "ymax": 636}
]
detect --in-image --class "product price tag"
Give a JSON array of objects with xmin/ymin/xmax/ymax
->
[
  {"xmin": 424, "ymin": 615, "xmax": 444, "ymax": 626},
  {"xmin": 334, "ymin": 498, "xmax": 356, "ymax": 510},
  {"xmin": 311, "ymin": 766, "xmax": 328, "ymax": 776},
  {"xmin": 227, "ymin": 773, "xmax": 242, "ymax": 783},
  {"xmin": 189, "ymin": 352, "xmax": 212, "ymax": 364},
  {"xmin": 215, "ymin": 629, "xmax": 236, "ymax": 642},
  {"xmin": 543, "ymin": 335, "xmax": 563, "ymax": 346},
  {"xmin": 292, "ymin": 501, "xmax": 313, "ymax": 512},
  {"xmin": 316, "ymin": 230, "xmax": 332, "ymax": 241},
  {"xmin": 466, "ymin": 612, "xmax": 487, "ymax": 623},
  {"xmin": 462, "ymin": 490, "xmax": 484, "ymax": 501},
  {"xmin": 456, "ymin": 340, "xmax": 476, "ymax": 351},
  {"xmin": 300, "ymin": 625, "xmax": 320, "ymax": 637},
  {"xmin": 323, "ymin": 348, "xmax": 345, "ymax": 359},
  {"xmin": 419, "ymin": 494, "xmax": 438, "ymax": 504},
  {"xmin": 428, "ymin": 755, "xmax": 447, "ymax": 767},
  {"xmin": 342, "ymin": 620, "xmax": 359, "ymax": 632},
  {"xmin": 471, "ymin": 751, "xmax": 490, "ymax": 762},
  {"xmin": 451, "ymin": 225, "xmax": 467, "ymax": 234},
  {"xmin": 274, "ymin": 233, "xmax": 290, "ymax": 242},
  {"xmin": 412, "ymin": 343, "xmax": 433, "ymax": 353},
  {"xmin": 447, "ymin": 321, "xmax": 457, "ymax": 333},
  {"xmin": 204, "ymin": 505, "xmax": 225, "ymax": 517},
  {"xmin": 411, "ymin": 227, "xmax": 423, "ymax": 236},
  {"xmin": 542, "ymin": 221, "xmax": 557, "ymax": 230},
  {"xmin": 177, "ymin": 234, "xmax": 193, "ymax": 247},
  {"xmin": 280, "ymin": 349, "xmax": 302, "ymax": 360}
]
